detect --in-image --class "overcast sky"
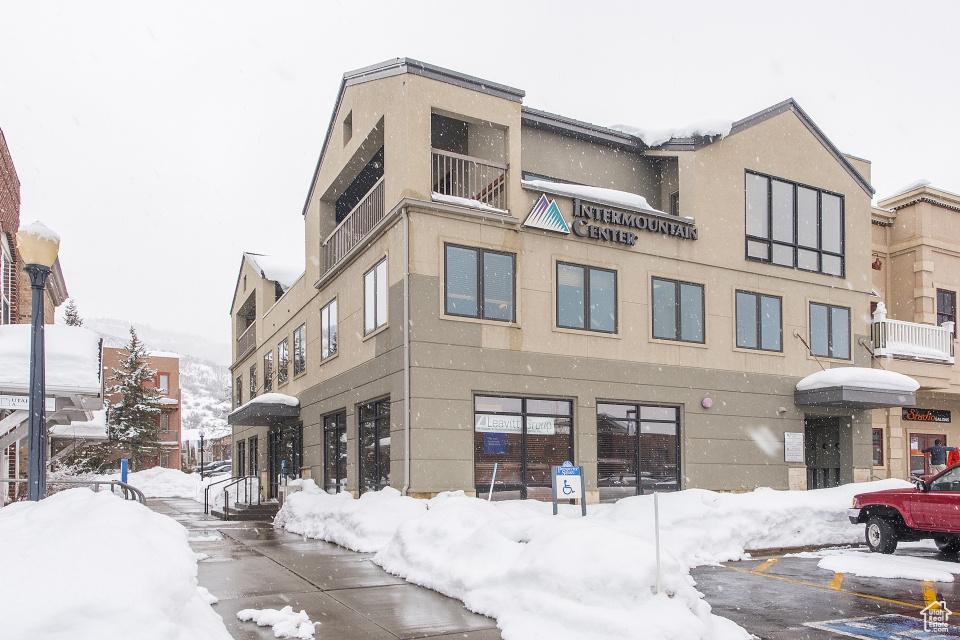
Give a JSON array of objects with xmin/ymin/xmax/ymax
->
[{"xmin": 1, "ymin": 1, "xmax": 957, "ymax": 364}]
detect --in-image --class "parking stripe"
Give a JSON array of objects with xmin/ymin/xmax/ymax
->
[
  {"xmin": 754, "ymin": 558, "xmax": 779, "ymax": 573},
  {"xmin": 829, "ymin": 572, "xmax": 844, "ymax": 590},
  {"xmin": 922, "ymin": 580, "xmax": 939, "ymax": 608},
  {"xmin": 723, "ymin": 565, "xmax": 923, "ymax": 609}
]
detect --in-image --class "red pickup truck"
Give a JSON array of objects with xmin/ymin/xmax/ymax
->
[{"xmin": 848, "ymin": 466, "xmax": 960, "ymax": 554}]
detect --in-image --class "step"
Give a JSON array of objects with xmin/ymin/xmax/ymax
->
[{"xmin": 210, "ymin": 502, "xmax": 279, "ymax": 521}]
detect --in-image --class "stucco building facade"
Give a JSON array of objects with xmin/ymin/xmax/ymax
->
[{"xmin": 229, "ymin": 59, "xmax": 924, "ymax": 502}]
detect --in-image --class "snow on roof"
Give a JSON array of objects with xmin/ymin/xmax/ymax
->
[
  {"xmin": 796, "ymin": 368, "xmax": 919, "ymax": 393},
  {"xmin": 521, "ymin": 179, "xmax": 669, "ymax": 217},
  {"xmin": 148, "ymin": 350, "xmax": 181, "ymax": 359},
  {"xmin": 241, "ymin": 392, "xmax": 300, "ymax": 409},
  {"xmin": 244, "ymin": 253, "xmax": 303, "ymax": 291},
  {"xmin": 610, "ymin": 118, "xmax": 733, "ymax": 147},
  {"xmin": 0, "ymin": 325, "xmax": 102, "ymax": 395},
  {"xmin": 49, "ymin": 410, "xmax": 108, "ymax": 440}
]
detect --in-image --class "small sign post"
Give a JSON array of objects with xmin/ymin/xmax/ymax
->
[{"xmin": 552, "ymin": 461, "xmax": 586, "ymax": 516}]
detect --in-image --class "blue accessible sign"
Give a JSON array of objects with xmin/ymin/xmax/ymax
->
[{"xmin": 552, "ymin": 461, "xmax": 586, "ymax": 516}]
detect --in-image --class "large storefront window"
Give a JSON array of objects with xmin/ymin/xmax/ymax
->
[
  {"xmin": 474, "ymin": 396, "xmax": 573, "ymax": 500},
  {"xmin": 324, "ymin": 411, "xmax": 347, "ymax": 494},
  {"xmin": 597, "ymin": 403, "xmax": 680, "ymax": 502},
  {"xmin": 359, "ymin": 399, "xmax": 390, "ymax": 493},
  {"xmin": 267, "ymin": 423, "xmax": 303, "ymax": 499}
]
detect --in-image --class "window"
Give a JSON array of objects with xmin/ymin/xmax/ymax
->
[
  {"xmin": 474, "ymin": 396, "xmax": 573, "ymax": 501},
  {"xmin": 809, "ymin": 302, "xmax": 850, "ymax": 359},
  {"xmin": 249, "ymin": 363, "xmax": 257, "ymax": 398},
  {"xmin": 445, "ymin": 245, "xmax": 515, "ymax": 322},
  {"xmin": 669, "ymin": 191, "xmax": 680, "ymax": 217},
  {"xmin": 158, "ymin": 373, "xmax": 170, "ymax": 394},
  {"xmin": 247, "ymin": 436, "xmax": 258, "ymax": 476},
  {"xmin": 872, "ymin": 429, "xmax": 883, "ymax": 467},
  {"xmin": 556, "ymin": 263, "xmax": 616, "ymax": 333},
  {"xmin": 652, "ymin": 277, "xmax": 704, "ymax": 343},
  {"xmin": 364, "ymin": 258, "xmax": 388, "ymax": 334},
  {"xmin": 235, "ymin": 376, "xmax": 243, "ymax": 407},
  {"xmin": 236, "ymin": 441, "xmax": 245, "ymax": 479},
  {"xmin": 1, "ymin": 249, "xmax": 10, "ymax": 324},
  {"xmin": 937, "ymin": 289, "xmax": 956, "ymax": 332},
  {"xmin": 277, "ymin": 338, "xmax": 289, "ymax": 385},
  {"xmin": 597, "ymin": 403, "xmax": 680, "ymax": 502},
  {"xmin": 343, "ymin": 111, "xmax": 353, "ymax": 145},
  {"xmin": 321, "ymin": 299, "xmax": 338, "ymax": 359},
  {"xmin": 745, "ymin": 171, "xmax": 844, "ymax": 276},
  {"xmin": 359, "ymin": 399, "xmax": 390, "ymax": 493},
  {"xmin": 293, "ymin": 324, "xmax": 306, "ymax": 376},
  {"xmin": 323, "ymin": 411, "xmax": 347, "ymax": 494},
  {"xmin": 735, "ymin": 291, "xmax": 782, "ymax": 351},
  {"xmin": 263, "ymin": 352, "xmax": 273, "ymax": 392},
  {"xmin": 159, "ymin": 413, "xmax": 169, "ymax": 431}
]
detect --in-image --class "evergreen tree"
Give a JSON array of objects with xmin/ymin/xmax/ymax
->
[
  {"xmin": 63, "ymin": 298, "xmax": 83, "ymax": 326},
  {"xmin": 107, "ymin": 327, "xmax": 162, "ymax": 469}
]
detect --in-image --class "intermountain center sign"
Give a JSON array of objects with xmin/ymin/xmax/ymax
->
[{"xmin": 571, "ymin": 199, "xmax": 698, "ymax": 245}]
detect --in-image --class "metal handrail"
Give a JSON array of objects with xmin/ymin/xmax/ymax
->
[
  {"xmin": 0, "ymin": 478, "xmax": 146, "ymax": 505},
  {"xmin": 204, "ymin": 475, "xmax": 239, "ymax": 514},
  {"xmin": 220, "ymin": 475, "xmax": 261, "ymax": 519}
]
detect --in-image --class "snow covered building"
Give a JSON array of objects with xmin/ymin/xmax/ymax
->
[
  {"xmin": 229, "ymin": 58, "xmax": 907, "ymax": 502},
  {"xmin": 869, "ymin": 184, "xmax": 960, "ymax": 479},
  {"xmin": 102, "ymin": 347, "xmax": 182, "ymax": 470}
]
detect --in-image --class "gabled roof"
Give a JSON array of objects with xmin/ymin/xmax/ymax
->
[
  {"xmin": 229, "ymin": 252, "xmax": 304, "ymax": 314},
  {"xmin": 302, "ymin": 58, "xmax": 525, "ymax": 218},
  {"xmin": 720, "ymin": 99, "xmax": 874, "ymax": 197}
]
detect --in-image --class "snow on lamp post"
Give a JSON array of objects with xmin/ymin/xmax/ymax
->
[{"xmin": 15, "ymin": 222, "xmax": 61, "ymax": 501}]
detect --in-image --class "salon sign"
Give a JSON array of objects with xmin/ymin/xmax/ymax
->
[{"xmin": 902, "ymin": 408, "xmax": 951, "ymax": 423}]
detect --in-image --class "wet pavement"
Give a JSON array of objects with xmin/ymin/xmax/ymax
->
[
  {"xmin": 149, "ymin": 498, "xmax": 502, "ymax": 640},
  {"xmin": 691, "ymin": 548, "xmax": 960, "ymax": 639}
]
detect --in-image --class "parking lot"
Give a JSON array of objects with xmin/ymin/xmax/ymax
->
[{"xmin": 691, "ymin": 543, "xmax": 960, "ymax": 639}]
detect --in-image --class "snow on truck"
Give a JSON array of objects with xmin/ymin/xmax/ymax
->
[{"xmin": 848, "ymin": 466, "xmax": 960, "ymax": 554}]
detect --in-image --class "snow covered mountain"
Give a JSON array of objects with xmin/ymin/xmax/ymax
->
[{"xmin": 85, "ymin": 318, "xmax": 232, "ymax": 438}]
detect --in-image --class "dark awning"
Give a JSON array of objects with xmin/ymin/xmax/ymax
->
[
  {"xmin": 794, "ymin": 386, "xmax": 916, "ymax": 409},
  {"xmin": 228, "ymin": 394, "xmax": 300, "ymax": 427}
]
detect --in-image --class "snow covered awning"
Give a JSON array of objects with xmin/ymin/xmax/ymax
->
[
  {"xmin": 0, "ymin": 325, "xmax": 103, "ymax": 403},
  {"xmin": 228, "ymin": 392, "xmax": 300, "ymax": 427},
  {"xmin": 49, "ymin": 410, "xmax": 108, "ymax": 441},
  {"xmin": 794, "ymin": 368, "xmax": 919, "ymax": 409}
]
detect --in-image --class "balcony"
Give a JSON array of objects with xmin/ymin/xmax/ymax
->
[
  {"xmin": 432, "ymin": 149, "xmax": 507, "ymax": 212},
  {"xmin": 237, "ymin": 321, "xmax": 256, "ymax": 360},
  {"xmin": 158, "ymin": 430, "xmax": 180, "ymax": 445},
  {"xmin": 872, "ymin": 303, "xmax": 954, "ymax": 364},
  {"xmin": 322, "ymin": 177, "xmax": 385, "ymax": 273}
]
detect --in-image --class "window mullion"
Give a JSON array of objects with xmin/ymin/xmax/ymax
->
[
  {"xmin": 583, "ymin": 267, "xmax": 591, "ymax": 329},
  {"xmin": 477, "ymin": 250, "xmax": 485, "ymax": 320}
]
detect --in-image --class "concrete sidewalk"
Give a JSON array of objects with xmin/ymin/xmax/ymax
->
[{"xmin": 150, "ymin": 498, "xmax": 502, "ymax": 640}]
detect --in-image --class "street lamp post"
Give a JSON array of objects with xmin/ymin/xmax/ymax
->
[
  {"xmin": 15, "ymin": 222, "xmax": 61, "ymax": 502},
  {"xmin": 199, "ymin": 432, "xmax": 205, "ymax": 479}
]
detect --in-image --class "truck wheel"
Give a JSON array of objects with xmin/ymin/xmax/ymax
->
[
  {"xmin": 935, "ymin": 536, "xmax": 960, "ymax": 554},
  {"xmin": 865, "ymin": 516, "xmax": 898, "ymax": 554}
]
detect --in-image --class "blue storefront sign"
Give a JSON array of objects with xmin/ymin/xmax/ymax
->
[{"xmin": 483, "ymin": 432, "xmax": 507, "ymax": 455}]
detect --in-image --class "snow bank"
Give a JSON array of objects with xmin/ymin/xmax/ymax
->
[
  {"xmin": 796, "ymin": 368, "xmax": 919, "ymax": 393},
  {"xmin": 817, "ymin": 551, "xmax": 959, "ymax": 583},
  {"xmin": 273, "ymin": 481, "xmax": 427, "ymax": 552},
  {"xmin": 237, "ymin": 606, "xmax": 316, "ymax": 639},
  {"xmin": 274, "ymin": 479, "xmax": 913, "ymax": 640},
  {"xmin": 1, "ymin": 489, "xmax": 230, "ymax": 640},
  {"xmin": 103, "ymin": 466, "xmax": 205, "ymax": 499}
]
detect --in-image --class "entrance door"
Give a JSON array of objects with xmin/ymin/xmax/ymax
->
[
  {"xmin": 910, "ymin": 433, "xmax": 947, "ymax": 477},
  {"xmin": 806, "ymin": 417, "xmax": 842, "ymax": 489},
  {"xmin": 267, "ymin": 429, "xmax": 280, "ymax": 499}
]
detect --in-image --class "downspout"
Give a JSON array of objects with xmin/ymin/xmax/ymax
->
[{"xmin": 401, "ymin": 207, "xmax": 411, "ymax": 496}]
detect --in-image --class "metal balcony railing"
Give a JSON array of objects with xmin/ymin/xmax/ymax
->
[
  {"xmin": 432, "ymin": 149, "xmax": 507, "ymax": 212},
  {"xmin": 237, "ymin": 321, "xmax": 256, "ymax": 359},
  {"xmin": 322, "ymin": 177, "xmax": 385, "ymax": 273},
  {"xmin": 872, "ymin": 303, "xmax": 955, "ymax": 363}
]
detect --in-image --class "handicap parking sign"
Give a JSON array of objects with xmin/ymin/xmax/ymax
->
[{"xmin": 552, "ymin": 461, "xmax": 586, "ymax": 516}]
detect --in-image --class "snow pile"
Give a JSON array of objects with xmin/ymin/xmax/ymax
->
[
  {"xmin": 375, "ymin": 493, "xmax": 747, "ymax": 640},
  {"xmin": 817, "ymin": 549, "xmax": 959, "ymax": 583},
  {"xmin": 0, "ymin": 324, "xmax": 103, "ymax": 393},
  {"xmin": 521, "ymin": 178, "xmax": 666, "ymax": 216},
  {"xmin": 612, "ymin": 118, "xmax": 733, "ymax": 147},
  {"xmin": 274, "ymin": 480, "xmax": 913, "ymax": 640},
  {"xmin": 274, "ymin": 481, "xmax": 427, "ymax": 552},
  {"xmin": 103, "ymin": 466, "xmax": 205, "ymax": 499},
  {"xmin": 592, "ymin": 481, "xmax": 911, "ymax": 566},
  {"xmin": 237, "ymin": 606, "xmax": 316, "ymax": 639},
  {"xmin": 796, "ymin": 368, "xmax": 919, "ymax": 393},
  {"xmin": 1, "ymin": 489, "xmax": 230, "ymax": 640}
]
